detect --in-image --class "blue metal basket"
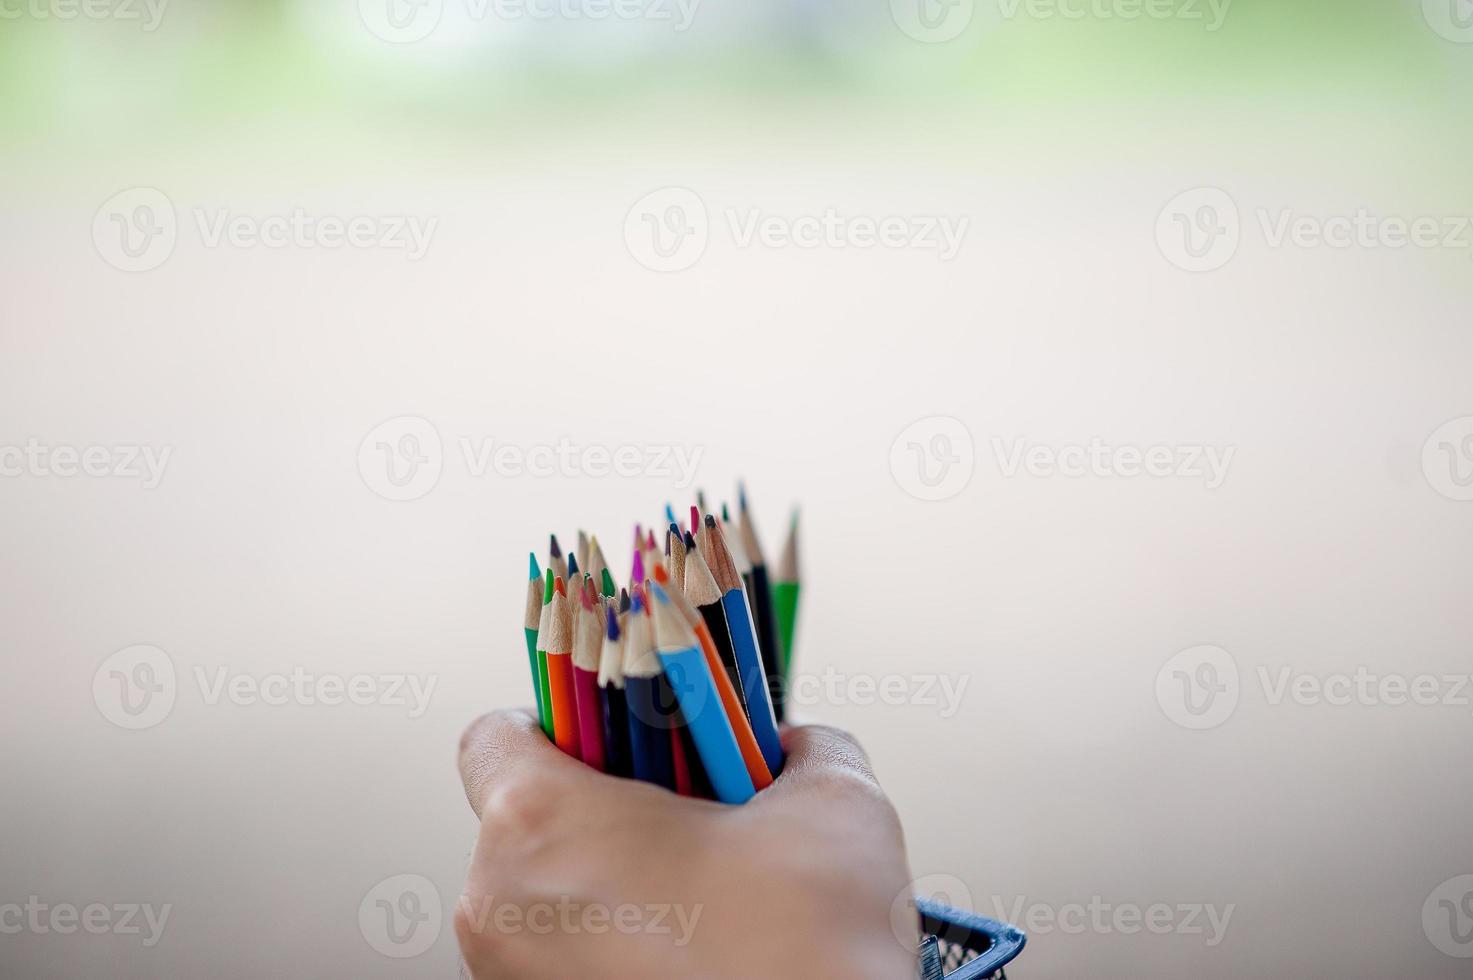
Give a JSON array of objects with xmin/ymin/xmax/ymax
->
[{"xmin": 915, "ymin": 897, "xmax": 1026, "ymax": 978}]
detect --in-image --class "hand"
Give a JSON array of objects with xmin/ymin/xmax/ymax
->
[{"xmin": 454, "ymin": 709, "xmax": 918, "ymax": 980}]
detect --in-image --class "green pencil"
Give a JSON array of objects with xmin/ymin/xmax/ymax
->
[
  {"xmin": 525, "ymin": 553, "xmax": 545, "ymax": 727},
  {"xmin": 534, "ymin": 567, "xmax": 556, "ymax": 740},
  {"xmin": 772, "ymin": 511, "xmax": 800, "ymax": 681}
]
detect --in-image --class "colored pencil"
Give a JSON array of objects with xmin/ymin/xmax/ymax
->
[
  {"xmin": 651, "ymin": 584, "xmax": 753, "ymax": 803},
  {"xmin": 571, "ymin": 586, "xmax": 607, "ymax": 772},
  {"xmin": 575, "ymin": 530, "xmax": 590, "ymax": 575},
  {"xmin": 544, "ymin": 577, "xmax": 582, "ymax": 759},
  {"xmin": 703, "ymin": 515, "xmax": 783, "ymax": 775},
  {"xmin": 525, "ymin": 553, "xmax": 547, "ymax": 730},
  {"xmin": 598, "ymin": 604, "xmax": 632, "ymax": 778},
  {"xmin": 548, "ymin": 533, "xmax": 568, "ymax": 584},
  {"xmin": 631, "ymin": 547, "xmax": 644, "ymax": 591},
  {"xmin": 669, "ymin": 723, "xmax": 693, "ymax": 796},
  {"xmin": 654, "ymin": 574, "xmax": 771, "ymax": 795},
  {"xmin": 684, "ymin": 534, "xmax": 748, "ymax": 713},
  {"xmin": 738, "ymin": 483, "xmax": 786, "ymax": 721},
  {"xmin": 621, "ymin": 593, "xmax": 676, "ymax": 791},
  {"xmin": 667, "ymin": 522, "xmax": 687, "ymax": 596},
  {"xmin": 773, "ymin": 510, "xmax": 800, "ymax": 681},
  {"xmin": 533, "ymin": 568, "xmax": 556, "ymax": 740},
  {"xmin": 588, "ymin": 535, "xmax": 611, "ymax": 595}
]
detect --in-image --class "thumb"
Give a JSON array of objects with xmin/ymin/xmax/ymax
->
[
  {"xmin": 760, "ymin": 724, "xmax": 887, "ymax": 804},
  {"xmin": 457, "ymin": 708, "xmax": 595, "ymax": 819}
]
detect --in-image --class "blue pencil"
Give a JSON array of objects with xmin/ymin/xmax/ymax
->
[
  {"xmin": 703, "ymin": 515, "xmax": 784, "ymax": 775},
  {"xmin": 621, "ymin": 594, "xmax": 676, "ymax": 791},
  {"xmin": 650, "ymin": 584, "xmax": 756, "ymax": 804},
  {"xmin": 598, "ymin": 604, "xmax": 632, "ymax": 778}
]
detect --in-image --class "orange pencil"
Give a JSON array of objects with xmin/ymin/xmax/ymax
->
[{"xmin": 544, "ymin": 577, "xmax": 581, "ymax": 759}]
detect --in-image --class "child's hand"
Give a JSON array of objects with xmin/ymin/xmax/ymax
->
[{"xmin": 455, "ymin": 709, "xmax": 917, "ymax": 980}]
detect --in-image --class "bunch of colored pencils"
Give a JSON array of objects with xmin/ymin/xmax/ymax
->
[{"xmin": 519, "ymin": 486, "xmax": 801, "ymax": 804}]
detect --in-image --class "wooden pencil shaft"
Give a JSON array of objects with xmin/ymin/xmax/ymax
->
[
  {"xmin": 572, "ymin": 665, "xmax": 607, "ymax": 772},
  {"xmin": 697, "ymin": 600, "xmax": 749, "ymax": 714},
  {"xmin": 657, "ymin": 645, "xmax": 756, "ymax": 804},
  {"xmin": 625, "ymin": 675, "xmax": 676, "ymax": 791},
  {"xmin": 601, "ymin": 684, "xmax": 632, "ymax": 778},
  {"xmin": 720, "ymin": 588, "xmax": 783, "ymax": 774},
  {"xmin": 746, "ymin": 562, "xmax": 785, "ymax": 722}
]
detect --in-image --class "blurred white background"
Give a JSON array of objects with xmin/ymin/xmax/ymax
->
[{"xmin": 3, "ymin": 1, "xmax": 1473, "ymax": 977}]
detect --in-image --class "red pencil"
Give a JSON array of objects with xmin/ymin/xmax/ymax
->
[
  {"xmin": 544, "ymin": 577, "xmax": 581, "ymax": 759},
  {"xmin": 571, "ymin": 583, "xmax": 607, "ymax": 772}
]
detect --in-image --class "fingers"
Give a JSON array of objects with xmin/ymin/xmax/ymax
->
[{"xmin": 457, "ymin": 708, "xmax": 587, "ymax": 819}]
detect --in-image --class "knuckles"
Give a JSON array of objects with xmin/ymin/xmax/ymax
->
[{"xmin": 480, "ymin": 769, "xmax": 558, "ymax": 833}]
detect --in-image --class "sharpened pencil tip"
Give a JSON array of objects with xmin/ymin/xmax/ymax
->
[
  {"xmin": 704, "ymin": 513, "xmax": 717, "ymax": 529},
  {"xmin": 605, "ymin": 603, "xmax": 619, "ymax": 639},
  {"xmin": 528, "ymin": 552, "xmax": 540, "ymax": 580},
  {"xmin": 549, "ymin": 534, "xmax": 562, "ymax": 559},
  {"xmin": 683, "ymin": 530, "xmax": 696, "ymax": 550},
  {"xmin": 566, "ymin": 552, "xmax": 580, "ymax": 577},
  {"xmin": 553, "ymin": 575, "xmax": 566, "ymax": 597}
]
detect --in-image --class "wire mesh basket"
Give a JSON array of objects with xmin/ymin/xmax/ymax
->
[{"xmin": 915, "ymin": 897, "xmax": 1026, "ymax": 978}]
